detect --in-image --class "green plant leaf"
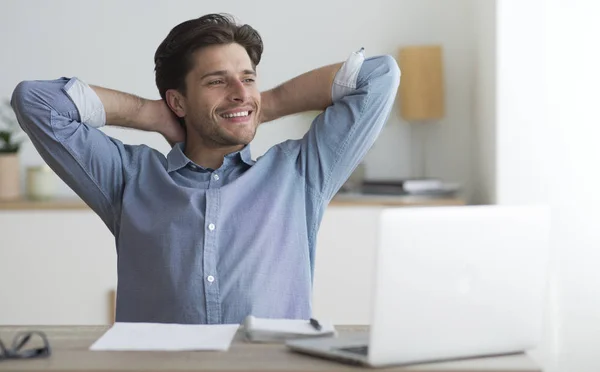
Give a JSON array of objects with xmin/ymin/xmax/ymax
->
[{"xmin": 0, "ymin": 99, "xmax": 22, "ymax": 152}]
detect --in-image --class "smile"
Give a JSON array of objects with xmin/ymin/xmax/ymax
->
[{"xmin": 221, "ymin": 111, "xmax": 251, "ymax": 118}]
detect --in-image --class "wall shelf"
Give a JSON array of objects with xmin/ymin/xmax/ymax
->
[
  {"xmin": 0, "ymin": 197, "xmax": 89, "ymax": 211},
  {"xmin": 0, "ymin": 194, "xmax": 465, "ymax": 211}
]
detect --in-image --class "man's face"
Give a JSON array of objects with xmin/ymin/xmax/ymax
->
[{"xmin": 178, "ymin": 43, "xmax": 261, "ymax": 148}]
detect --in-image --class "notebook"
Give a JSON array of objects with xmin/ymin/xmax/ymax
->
[{"xmin": 243, "ymin": 316, "xmax": 336, "ymax": 343}]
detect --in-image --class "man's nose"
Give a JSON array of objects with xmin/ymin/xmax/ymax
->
[{"xmin": 228, "ymin": 80, "xmax": 249, "ymax": 102}]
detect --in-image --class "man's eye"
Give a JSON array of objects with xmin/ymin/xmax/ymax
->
[
  {"xmin": 208, "ymin": 80, "xmax": 224, "ymax": 85},
  {"xmin": 243, "ymin": 78, "xmax": 255, "ymax": 83}
]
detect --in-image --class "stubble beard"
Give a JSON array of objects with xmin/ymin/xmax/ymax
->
[{"xmin": 202, "ymin": 116, "xmax": 258, "ymax": 148}]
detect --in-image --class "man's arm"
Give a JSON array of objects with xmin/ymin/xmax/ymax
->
[
  {"xmin": 268, "ymin": 49, "xmax": 401, "ymax": 202},
  {"xmin": 89, "ymin": 86, "xmax": 184, "ymax": 146},
  {"xmin": 260, "ymin": 62, "xmax": 343, "ymax": 123},
  {"xmin": 10, "ymin": 78, "xmax": 176, "ymax": 234}
]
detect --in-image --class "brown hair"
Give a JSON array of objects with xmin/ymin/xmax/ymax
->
[{"xmin": 154, "ymin": 13, "xmax": 263, "ymax": 100}]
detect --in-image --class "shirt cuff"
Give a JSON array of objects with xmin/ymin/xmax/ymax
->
[
  {"xmin": 63, "ymin": 78, "xmax": 106, "ymax": 128},
  {"xmin": 331, "ymin": 47, "xmax": 365, "ymax": 102}
]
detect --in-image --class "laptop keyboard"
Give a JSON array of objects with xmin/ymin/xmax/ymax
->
[{"xmin": 337, "ymin": 345, "xmax": 369, "ymax": 355}]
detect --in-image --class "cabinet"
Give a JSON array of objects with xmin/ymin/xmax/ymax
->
[{"xmin": 0, "ymin": 196, "xmax": 463, "ymax": 325}]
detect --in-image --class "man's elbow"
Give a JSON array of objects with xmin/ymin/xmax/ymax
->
[
  {"xmin": 11, "ymin": 79, "xmax": 66, "ymax": 123},
  {"xmin": 377, "ymin": 55, "xmax": 401, "ymax": 91},
  {"xmin": 359, "ymin": 55, "xmax": 401, "ymax": 96},
  {"xmin": 10, "ymin": 81, "xmax": 39, "ymax": 133},
  {"xmin": 11, "ymin": 79, "xmax": 66, "ymax": 134},
  {"xmin": 11, "ymin": 80, "xmax": 43, "ymax": 115}
]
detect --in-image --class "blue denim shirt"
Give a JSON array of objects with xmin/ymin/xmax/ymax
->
[{"xmin": 11, "ymin": 50, "xmax": 400, "ymax": 324}]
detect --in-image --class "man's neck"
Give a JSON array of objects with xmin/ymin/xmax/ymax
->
[{"xmin": 183, "ymin": 137, "xmax": 244, "ymax": 170}]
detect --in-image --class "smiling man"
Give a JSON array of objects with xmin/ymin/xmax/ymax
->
[{"xmin": 11, "ymin": 14, "xmax": 400, "ymax": 324}]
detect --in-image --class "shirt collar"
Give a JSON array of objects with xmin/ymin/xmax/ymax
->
[
  {"xmin": 238, "ymin": 145, "xmax": 254, "ymax": 166},
  {"xmin": 166, "ymin": 142, "xmax": 254, "ymax": 173}
]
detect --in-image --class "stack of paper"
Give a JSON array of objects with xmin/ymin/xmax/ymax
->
[
  {"xmin": 243, "ymin": 316, "xmax": 336, "ymax": 343},
  {"xmin": 89, "ymin": 322, "xmax": 239, "ymax": 351}
]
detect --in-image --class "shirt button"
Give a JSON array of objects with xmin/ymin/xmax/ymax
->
[
  {"xmin": 207, "ymin": 275, "xmax": 215, "ymax": 283},
  {"xmin": 208, "ymin": 223, "xmax": 216, "ymax": 231},
  {"xmin": 213, "ymin": 174, "xmax": 220, "ymax": 181}
]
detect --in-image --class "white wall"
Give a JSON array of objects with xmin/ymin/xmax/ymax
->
[
  {"xmin": 546, "ymin": 1, "xmax": 600, "ymax": 372},
  {"xmin": 494, "ymin": 0, "xmax": 600, "ymax": 371},
  {"xmin": 471, "ymin": 0, "xmax": 496, "ymax": 205},
  {"xmin": 496, "ymin": 0, "xmax": 549, "ymax": 206},
  {"xmin": 493, "ymin": 1, "xmax": 557, "ymax": 369},
  {"xmin": 0, "ymin": 0, "xmax": 476, "ymax": 201}
]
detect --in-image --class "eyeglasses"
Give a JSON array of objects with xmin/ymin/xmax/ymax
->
[{"xmin": 0, "ymin": 331, "xmax": 51, "ymax": 361}]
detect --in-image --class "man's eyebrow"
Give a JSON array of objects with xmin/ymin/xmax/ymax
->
[{"xmin": 200, "ymin": 69, "xmax": 256, "ymax": 80}]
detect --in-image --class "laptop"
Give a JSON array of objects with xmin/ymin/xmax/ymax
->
[{"xmin": 286, "ymin": 205, "xmax": 551, "ymax": 367}]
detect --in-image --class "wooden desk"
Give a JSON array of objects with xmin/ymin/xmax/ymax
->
[{"xmin": 0, "ymin": 326, "xmax": 540, "ymax": 372}]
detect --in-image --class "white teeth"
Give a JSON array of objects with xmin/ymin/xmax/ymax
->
[{"xmin": 222, "ymin": 111, "xmax": 249, "ymax": 118}]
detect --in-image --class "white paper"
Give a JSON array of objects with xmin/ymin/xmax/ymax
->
[{"xmin": 90, "ymin": 322, "xmax": 239, "ymax": 351}]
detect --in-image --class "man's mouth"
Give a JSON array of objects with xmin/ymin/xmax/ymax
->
[{"xmin": 221, "ymin": 110, "xmax": 251, "ymax": 119}]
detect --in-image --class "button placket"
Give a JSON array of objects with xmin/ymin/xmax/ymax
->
[{"xmin": 203, "ymin": 188, "xmax": 222, "ymax": 324}]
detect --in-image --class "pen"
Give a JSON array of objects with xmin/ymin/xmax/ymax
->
[{"xmin": 309, "ymin": 318, "xmax": 322, "ymax": 331}]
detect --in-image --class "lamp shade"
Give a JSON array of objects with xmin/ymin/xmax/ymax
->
[{"xmin": 398, "ymin": 45, "xmax": 445, "ymax": 121}]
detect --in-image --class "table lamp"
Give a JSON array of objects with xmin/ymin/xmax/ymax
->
[{"xmin": 398, "ymin": 45, "xmax": 445, "ymax": 178}]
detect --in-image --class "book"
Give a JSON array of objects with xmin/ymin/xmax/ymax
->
[
  {"xmin": 242, "ymin": 316, "xmax": 336, "ymax": 343},
  {"xmin": 363, "ymin": 178, "xmax": 443, "ymax": 189},
  {"xmin": 360, "ymin": 179, "xmax": 460, "ymax": 196}
]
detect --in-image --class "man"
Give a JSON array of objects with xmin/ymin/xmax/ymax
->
[{"xmin": 11, "ymin": 14, "xmax": 400, "ymax": 324}]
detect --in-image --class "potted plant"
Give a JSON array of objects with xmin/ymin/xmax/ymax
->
[{"xmin": 0, "ymin": 99, "xmax": 24, "ymax": 200}]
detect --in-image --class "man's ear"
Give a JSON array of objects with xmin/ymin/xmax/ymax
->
[{"xmin": 165, "ymin": 89, "xmax": 186, "ymax": 118}]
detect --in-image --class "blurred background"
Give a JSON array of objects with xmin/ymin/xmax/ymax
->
[
  {"xmin": 0, "ymin": 0, "xmax": 480, "ymax": 200},
  {"xmin": 1, "ymin": 1, "xmax": 599, "ymax": 371}
]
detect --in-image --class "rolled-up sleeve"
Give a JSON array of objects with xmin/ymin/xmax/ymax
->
[
  {"xmin": 11, "ymin": 78, "xmax": 127, "ymax": 235},
  {"xmin": 283, "ymin": 50, "xmax": 401, "ymax": 202}
]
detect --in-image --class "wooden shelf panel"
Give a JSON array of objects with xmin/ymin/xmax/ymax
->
[
  {"xmin": 0, "ymin": 197, "xmax": 89, "ymax": 210},
  {"xmin": 331, "ymin": 193, "xmax": 465, "ymax": 207},
  {"xmin": 0, "ymin": 195, "xmax": 465, "ymax": 211}
]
